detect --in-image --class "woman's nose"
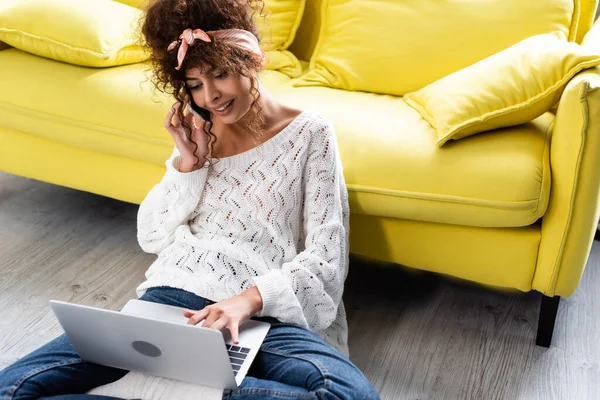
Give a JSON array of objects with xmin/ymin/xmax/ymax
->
[{"xmin": 204, "ymin": 84, "xmax": 220, "ymax": 105}]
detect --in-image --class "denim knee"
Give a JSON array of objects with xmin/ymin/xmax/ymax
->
[
  {"xmin": 350, "ymin": 378, "xmax": 381, "ymax": 400},
  {"xmin": 0, "ymin": 367, "xmax": 49, "ymax": 400},
  {"xmin": 300, "ymin": 358, "xmax": 380, "ymax": 400},
  {"xmin": 0, "ymin": 358, "xmax": 84, "ymax": 400},
  {"xmin": 318, "ymin": 363, "xmax": 380, "ymax": 400},
  {"xmin": 319, "ymin": 377, "xmax": 380, "ymax": 400}
]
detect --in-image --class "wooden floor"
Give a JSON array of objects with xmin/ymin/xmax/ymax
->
[{"xmin": 1, "ymin": 171, "xmax": 599, "ymax": 400}]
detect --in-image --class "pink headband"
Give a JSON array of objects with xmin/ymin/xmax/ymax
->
[{"xmin": 167, "ymin": 28, "xmax": 265, "ymax": 70}]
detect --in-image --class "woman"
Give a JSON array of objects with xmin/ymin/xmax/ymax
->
[{"xmin": 0, "ymin": 0, "xmax": 380, "ymax": 398}]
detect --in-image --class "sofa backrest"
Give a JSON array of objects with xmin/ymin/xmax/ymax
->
[
  {"xmin": 116, "ymin": 0, "xmax": 599, "ymax": 84},
  {"xmin": 290, "ymin": 0, "xmax": 599, "ymax": 63}
]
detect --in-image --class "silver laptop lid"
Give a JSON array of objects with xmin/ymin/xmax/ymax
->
[
  {"xmin": 120, "ymin": 299, "xmax": 271, "ymax": 386},
  {"xmin": 50, "ymin": 300, "xmax": 239, "ymax": 389}
]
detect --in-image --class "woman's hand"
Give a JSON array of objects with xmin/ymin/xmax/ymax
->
[
  {"xmin": 183, "ymin": 286, "xmax": 263, "ymax": 344},
  {"xmin": 164, "ymin": 102, "xmax": 211, "ymax": 173}
]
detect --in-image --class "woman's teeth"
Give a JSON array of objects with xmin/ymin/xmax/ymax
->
[{"xmin": 216, "ymin": 101, "xmax": 232, "ymax": 112}]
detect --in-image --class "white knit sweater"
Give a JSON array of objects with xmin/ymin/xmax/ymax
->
[{"xmin": 136, "ymin": 111, "xmax": 350, "ymax": 356}]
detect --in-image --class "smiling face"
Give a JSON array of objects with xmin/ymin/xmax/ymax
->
[{"xmin": 185, "ymin": 65, "xmax": 255, "ymax": 125}]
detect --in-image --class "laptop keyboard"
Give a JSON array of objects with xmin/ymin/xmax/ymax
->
[{"xmin": 227, "ymin": 344, "xmax": 251, "ymax": 376}]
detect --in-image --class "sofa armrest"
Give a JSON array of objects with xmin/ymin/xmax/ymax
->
[{"xmin": 533, "ymin": 67, "xmax": 600, "ymax": 297}]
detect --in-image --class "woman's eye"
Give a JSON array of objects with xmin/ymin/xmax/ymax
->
[
  {"xmin": 214, "ymin": 72, "xmax": 227, "ymax": 79},
  {"xmin": 188, "ymin": 85, "xmax": 201, "ymax": 90}
]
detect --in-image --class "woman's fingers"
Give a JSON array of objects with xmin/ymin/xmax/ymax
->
[
  {"xmin": 228, "ymin": 322, "xmax": 240, "ymax": 344},
  {"xmin": 208, "ymin": 317, "xmax": 240, "ymax": 344},
  {"xmin": 203, "ymin": 311, "xmax": 220, "ymax": 329},
  {"xmin": 165, "ymin": 103, "xmax": 184, "ymax": 141},
  {"xmin": 171, "ymin": 102, "xmax": 182, "ymax": 128},
  {"xmin": 185, "ymin": 308, "xmax": 209, "ymax": 326},
  {"xmin": 166, "ymin": 103, "xmax": 188, "ymax": 147},
  {"xmin": 184, "ymin": 107, "xmax": 195, "ymax": 129},
  {"xmin": 209, "ymin": 317, "xmax": 228, "ymax": 332},
  {"xmin": 183, "ymin": 304, "xmax": 241, "ymax": 344},
  {"xmin": 164, "ymin": 104, "xmax": 177, "ymax": 129}
]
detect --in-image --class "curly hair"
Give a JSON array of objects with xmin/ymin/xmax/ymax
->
[{"xmin": 140, "ymin": 0, "xmax": 267, "ymax": 166}]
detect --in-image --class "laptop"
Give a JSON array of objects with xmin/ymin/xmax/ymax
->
[{"xmin": 49, "ymin": 299, "xmax": 271, "ymax": 390}]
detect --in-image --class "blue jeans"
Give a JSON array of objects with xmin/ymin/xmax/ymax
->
[{"xmin": 0, "ymin": 287, "xmax": 380, "ymax": 400}]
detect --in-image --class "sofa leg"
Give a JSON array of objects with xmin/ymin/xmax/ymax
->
[{"xmin": 535, "ymin": 295, "xmax": 561, "ymax": 348}]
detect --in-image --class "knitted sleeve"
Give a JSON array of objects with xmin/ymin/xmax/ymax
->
[
  {"xmin": 137, "ymin": 147, "xmax": 209, "ymax": 255},
  {"xmin": 252, "ymin": 120, "xmax": 350, "ymax": 332}
]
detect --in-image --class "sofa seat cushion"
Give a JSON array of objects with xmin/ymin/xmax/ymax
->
[
  {"xmin": 274, "ymin": 85, "xmax": 552, "ymax": 228},
  {"xmin": 0, "ymin": 49, "xmax": 292, "ymax": 167}
]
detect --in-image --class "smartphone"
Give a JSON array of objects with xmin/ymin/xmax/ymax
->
[{"xmin": 186, "ymin": 93, "xmax": 211, "ymax": 122}]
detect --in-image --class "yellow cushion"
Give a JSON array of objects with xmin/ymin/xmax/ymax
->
[
  {"xmin": 0, "ymin": 48, "xmax": 292, "ymax": 167},
  {"xmin": 273, "ymin": 85, "xmax": 552, "ymax": 228},
  {"xmin": 403, "ymin": 33, "xmax": 600, "ymax": 147},
  {"xmin": 264, "ymin": 49, "xmax": 303, "ymax": 78},
  {"xmin": 113, "ymin": 0, "xmax": 305, "ymax": 77},
  {"xmin": 0, "ymin": 0, "xmax": 148, "ymax": 67},
  {"xmin": 295, "ymin": 0, "xmax": 584, "ymax": 96},
  {"xmin": 258, "ymin": 0, "xmax": 306, "ymax": 77},
  {"xmin": 257, "ymin": 0, "xmax": 305, "ymax": 52}
]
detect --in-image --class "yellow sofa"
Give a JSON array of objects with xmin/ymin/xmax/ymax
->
[{"xmin": 1, "ymin": 0, "xmax": 599, "ymax": 347}]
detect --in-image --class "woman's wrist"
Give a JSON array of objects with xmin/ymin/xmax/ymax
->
[
  {"xmin": 179, "ymin": 159, "xmax": 205, "ymax": 173},
  {"xmin": 242, "ymin": 286, "xmax": 264, "ymax": 314}
]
